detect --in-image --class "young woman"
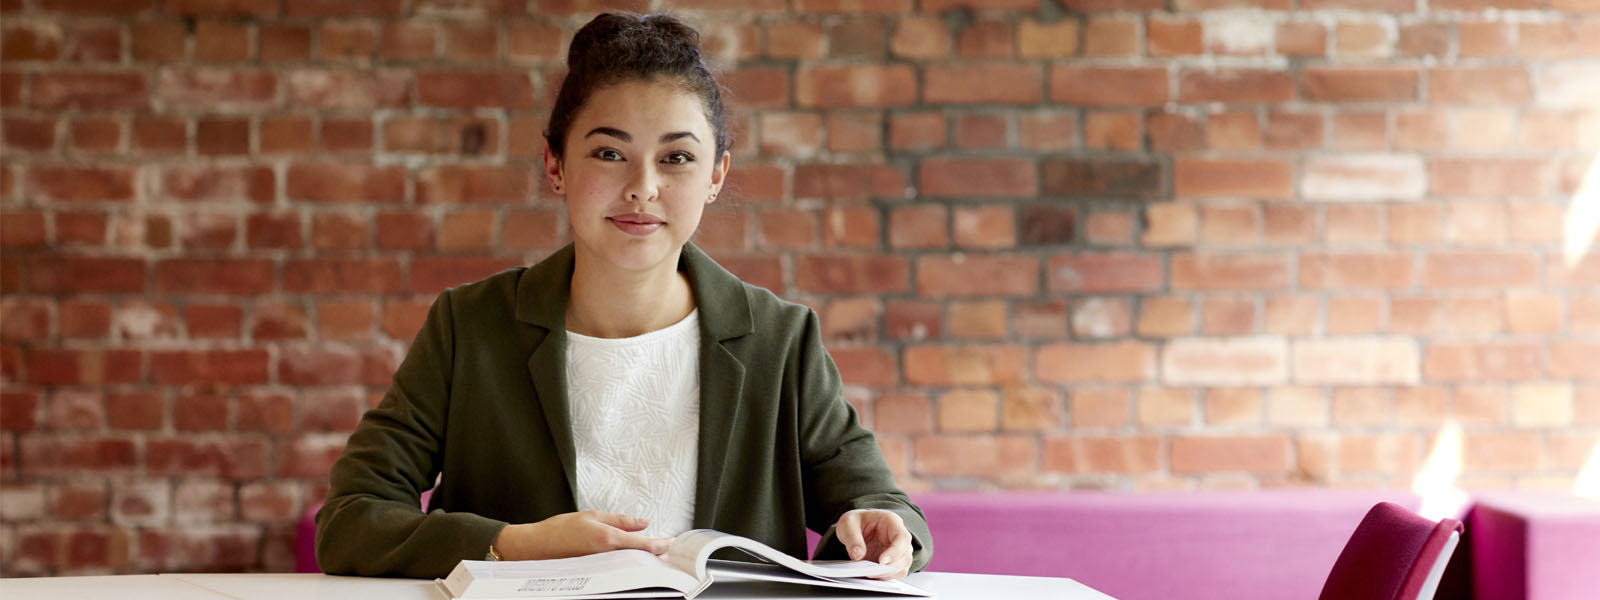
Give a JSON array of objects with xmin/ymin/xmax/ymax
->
[{"xmin": 315, "ymin": 13, "xmax": 932, "ymax": 580}]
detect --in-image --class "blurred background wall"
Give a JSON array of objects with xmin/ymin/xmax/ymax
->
[{"xmin": 1, "ymin": 0, "xmax": 1597, "ymax": 576}]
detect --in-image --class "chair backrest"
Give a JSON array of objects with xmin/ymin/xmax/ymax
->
[{"xmin": 1318, "ymin": 501, "xmax": 1464, "ymax": 600}]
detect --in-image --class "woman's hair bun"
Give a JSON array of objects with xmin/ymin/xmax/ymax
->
[{"xmin": 565, "ymin": 13, "xmax": 703, "ymax": 74}]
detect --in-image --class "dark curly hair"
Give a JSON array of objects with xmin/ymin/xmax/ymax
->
[{"xmin": 544, "ymin": 13, "xmax": 729, "ymax": 161}]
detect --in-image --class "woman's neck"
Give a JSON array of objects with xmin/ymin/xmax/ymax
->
[{"xmin": 566, "ymin": 246, "xmax": 696, "ymax": 339}]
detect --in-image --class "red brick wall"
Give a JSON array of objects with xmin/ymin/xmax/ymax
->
[{"xmin": 2, "ymin": 0, "xmax": 1598, "ymax": 576}]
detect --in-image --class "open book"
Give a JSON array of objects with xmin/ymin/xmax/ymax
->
[{"xmin": 436, "ymin": 529, "xmax": 931, "ymax": 599}]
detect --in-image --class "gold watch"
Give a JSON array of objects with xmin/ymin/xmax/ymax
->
[{"xmin": 486, "ymin": 544, "xmax": 501, "ymax": 561}]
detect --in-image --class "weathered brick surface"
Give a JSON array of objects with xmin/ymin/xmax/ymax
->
[{"xmin": 2, "ymin": 0, "xmax": 1594, "ymax": 576}]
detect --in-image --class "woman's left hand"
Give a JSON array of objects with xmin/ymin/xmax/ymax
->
[{"xmin": 832, "ymin": 508, "xmax": 913, "ymax": 580}]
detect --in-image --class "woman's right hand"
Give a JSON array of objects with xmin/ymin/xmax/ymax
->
[{"xmin": 491, "ymin": 511, "xmax": 673, "ymax": 561}]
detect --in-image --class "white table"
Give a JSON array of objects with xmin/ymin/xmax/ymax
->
[{"xmin": 0, "ymin": 571, "xmax": 1117, "ymax": 600}]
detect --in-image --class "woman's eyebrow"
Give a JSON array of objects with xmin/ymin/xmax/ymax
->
[{"xmin": 585, "ymin": 127, "xmax": 700, "ymax": 144}]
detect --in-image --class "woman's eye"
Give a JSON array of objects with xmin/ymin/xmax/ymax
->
[
  {"xmin": 593, "ymin": 149, "xmax": 623, "ymax": 161},
  {"xmin": 663, "ymin": 152, "xmax": 694, "ymax": 165}
]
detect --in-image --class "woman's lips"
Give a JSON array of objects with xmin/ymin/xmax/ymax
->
[{"xmin": 608, "ymin": 213, "xmax": 664, "ymax": 236}]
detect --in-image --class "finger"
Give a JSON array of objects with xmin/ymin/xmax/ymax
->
[
  {"xmin": 878, "ymin": 531, "xmax": 913, "ymax": 564},
  {"xmin": 610, "ymin": 530, "xmax": 673, "ymax": 555},
  {"xmin": 835, "ymin": 511, "xmax": 867, "ymax": 561},
  {"xmin": 591, "ymin": 512, "xmax": 650, "ymax": 532}
]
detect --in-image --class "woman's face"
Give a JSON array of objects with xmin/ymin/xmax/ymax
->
[{"xmin": 545, "ymin": 78, "xmax": 729, "ymax": 274}]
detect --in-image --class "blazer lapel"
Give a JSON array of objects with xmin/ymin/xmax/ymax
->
[
  {"xmin": 681, "ymin": 243, "xmax": 755, "ymax": 529},
  {"xmin": 516, "ymin": 246, "xmax": 581, "ymax": 504}
]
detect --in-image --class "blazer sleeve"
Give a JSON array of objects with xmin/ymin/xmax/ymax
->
[
  {"xmin": 794, "ymin": 309, "xmax": 934, "ymax": 573},
  {"xmin": 315, "ymin": 289, "xmax": 508, "ymax": 578}
]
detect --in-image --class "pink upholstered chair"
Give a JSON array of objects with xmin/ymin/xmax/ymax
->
[{"xmin": 1318, "ymin": 502, "xmax": 1465, "ymax": 600}]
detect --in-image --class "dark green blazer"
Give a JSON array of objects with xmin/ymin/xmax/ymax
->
[{"xmin": 316, "ymin": 243, "xmax": 932, "ymax": 579}]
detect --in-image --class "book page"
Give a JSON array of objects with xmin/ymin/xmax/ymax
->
[
  {"xmin": 663, "ymin": 530, "xmax": 897, "ymax": 582},
  {"xmin": 706, "ymin": 560, "xmax": 931, "ymax": 597},
  {"xmin": 443, "ymin": 552, "xmax": 700, "ymax": 599}
]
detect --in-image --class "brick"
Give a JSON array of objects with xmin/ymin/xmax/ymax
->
[
  {"xmin": 1137, "ymin": 387, "xmax": 1195, "ymax": 426},
  {"xmin": 952, "ymin": 114, "xmax": 1007, "ymax": 150},
  {"xmin": 285, "ymin": 69, "xmax": 409, "ymax": 109},
  {"xmin": 422, "ymin": 165, "xmax": 538, "ymax": 206},
  {"xmin": 156, "ymin": 68, "xmax": 279, "ymax": 110},
  {"xmin": 1264, "ymin": 111, "xmax": 1323, "ymax": 150},
  {"xmin": 1172, "ymin": 253, "xmax": 1290, "ymax": 290},
  {"xmin": 417, "ymin": 70, "xmax": 532, "ymax": 109},
  {"xmin": 1142, "ymin": 202, "xmax": 1198, "ymax": 247},
  {"xmin": 68, "ymin": 117, "xmax": 120, "ymax": 152},
  {"xmin": 1302, "ymin": 67, "xmax": 1419, "ymax": 103},
  {"xmin": 914, "ymin": 435, "xmax": 1036, "ymax": 478},
  {"xmin": 162, "ymin": 166, "xmax": 274, "ymax": 204},
  {"xmin": 1422, "ymin": 251, "xmax": 1539, "ymax": 288},
  {"xmin": 1201, "ymin": 295, "xmax": 1255, "ymax": 335},
  {"xmin": 281, "ymin": 258, "xmax": 403, "ymax": 295},
  {"xmin": 1084, "ymin": 210, "xmax": 1134, "ymax": 245},
  {"xmin": 1070, "ymin": 297, "xmax": 1131, "ymax": 339},
  {"xmin": 1424, "ymin": 341, "xmax": 1542, "ymax": 381},
  {"xmin": 1430, "ymin": 158, "xmax": 1552, "ymax": 199},
  {"xmin": 1463, "ymin": 431, "xmax": 1542, "ymax": 472},
  {"xmin": 439, "ymin": 21, "xmax": 494, "ymax": 62},
  {"xmin": 1163, "ymin": 337, "xmax": 1288, "ymax": 385},
  {"xmin": 185, "ymin": 304, "xmax": 242, "ymax": 339},
  {"xmin": 26, "ymin": 257, "xmax": 146, "ymax": 294},
  {"xmin": 1134, "ymin": 296, "xmax": 1191, "ymax": 337},
  {"xmin": 1179, "ymin": 69, "xmax": 1294, "ymax": 103},
  {"xmin": 1299, "ymin": 252, "xmax": 1413, "ymax": 289},
  {"xmin": 1201, "ymin": 204, "xmax": 1258, "ymax": 246},
  {"xmin": 1036, "ymin": 341, "xmax": 1157, "ymax": 383},
  {"xmin": 1040, "ymin": 157, "xmax": 1161, "ymax": 200},
  {"xmin": 28, "ymin": 165, "xmax": 136, "ymax": 203},
  {"xmin": 1148, "ymin": 111, "xmax": 1204, "ymax": 151},
  {"xmin": 888, "ymin": 112, "xmax": 945, "ymax": 151},
  {"xmin": 1084, "ymin": 16, "xmax": 1139, "ymax": 56},
  {"xmin": 1044, "ymin": 435, "xmax": 1162, "ymax": 475},
  {"xmin": 880, "ymin": 302, "xmax": 944, "ymax": 346},
  {"xmin": 937, "ymin": 389, "xmax": 998, "ymax": 432},
  {"xmin": 437, "ymin": 210, "xmax": 496, "ymax": 251},
  {"xmin": 1510, "ymin": 384, "xmax": 1573, "ymax": 427},
  {"xmin": 983, "ymin": 203, "xmax": 1054, "ymax": 245},
  {"xmin": 904, "ymin": 345, "xmax": 1026, "ymax": 386},
  {"xmin": 1325, "ymin": 296, "xmax": 1382, "ymax": 334},
  {"xmin": 793, "ymin": 163, "xmax": 907, "ymax": 201},
  {"xmin": 150, "ymin": 349, "xmax": 267, "ymax": 385},
  {"xmin": 1538, "ymin": 63, "xmax": 1600, "ymax": 108},
  {"xmin": 917, "ymin": 255, "xmax": 1037, "ymax": 297},
  {"xmin": 1331, "ymin": 112, "xmax": 1388, "ymax": 150},
  {"xmin": 957, "ymin": 20, "xmax": 1014, "ymax": 59},
  {"xmin": 1300, "ymin": 154, "xmax": 1425, "ymax": 201},
  {"xmin": 372, "ymin": 209, "xmax": 435, "ymax": 249},
  {"xmin": 1389, "ymin": 296, "xmax": 1503, "ymax": 334},
  {"xmin": 1204, "ymin": 388, "xmax": 1262, "ymax": 426},
  {"xmin": 1550, "ymin": 341, "xmax": 1600, "ymax": 380},
  {"xmin": 758, "ymin": 209, "xmax": 818, "ymax": 249},
  {"xmin": 796, "ymin": 65, "xmax": 916, "ymax": 108},
  {"xmin": 952, "ymin": 205, "xmax": 1015, "ymax": 249},
  {"xmin": 1051, "ymin": 66, "xmax": 1169, "ymax": 106},
  {"xmin": 1084, "ymin": 110, "xmax": 1141, "ymax": 151},
  {"xmin": 1205, "ymin": 111, "xmax": 1260, "ymax": 150},
  {"xmin": 889, "ymin": 16, "xmax": 949, "ymax": 59},
  {"xmin": 921, "ymin": 64, "xmax": 1043, "ymax": 104},
  {"xmin": 796, "ymin": 255, "xmax": 908, "ymax": 294},
  {"xmin": 32, "ymin": 72, "xmax": 147, "ymax": 109},
  {"xmin": 1293, "ymin": 338, "xmax": 1419, "ymax": 385},
  {"xmin": 1018, "ymin": 110, "xmax": 1079, "ymax": 151},
  {"xmin": 1174, "ymin": 158, "xmax": 1292, "ymax": 199},
  {"xmin": 1019, "ymin": 19, "xmax": 1079, "ymax": 58},
  {"xmin": 1047, "ymin": 253, "xmax": 1163, "ymax": 293},
  {"xmin": 1171, "ymin": 435, "xmax": 1290, "ymax": 474},
  {"xmin": 153, "ymin": 259, "xmax": 272, "ymax": 295},
  {"xmin": 110, "ymin": 301, "xmax": 177, "ymax": 340},
  {"xmin": 19, "ymin": 436, "xmax": 139, "ymax": 476},
  {"xmin": 1276, "ymin": 21, "xmax": 1327, "ymax": 57},
  {"xmin": 827, "ymin": 111, "xmax": 881, "ymax": 154},
  {"xmin": 919, "ymin": 158, "xmax": 1035, "ymax": 198},
  {"xmin": 288, "ymin": 164, "xmax": 406, "ymax": 204},
  {"xmin": 1003, "ymin": 386, "xmax": 1063, "ymax": 431},
  {"xmin": 1429, "ymin": 66, "xmax": 1533, "ymax": 105}
]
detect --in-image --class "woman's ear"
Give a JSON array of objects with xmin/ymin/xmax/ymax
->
[
  {"xmin": 707, "ymin": 150, "xmax": 731, "ymax": 204},
  {"xmin": 543, "ymin": 139, "xmax": 564, "ymax": 194}
]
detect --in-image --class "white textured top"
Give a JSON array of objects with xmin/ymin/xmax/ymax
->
[{"xmin": 565, "ymin": 309, "xmax": 701, "ymax": 539}]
